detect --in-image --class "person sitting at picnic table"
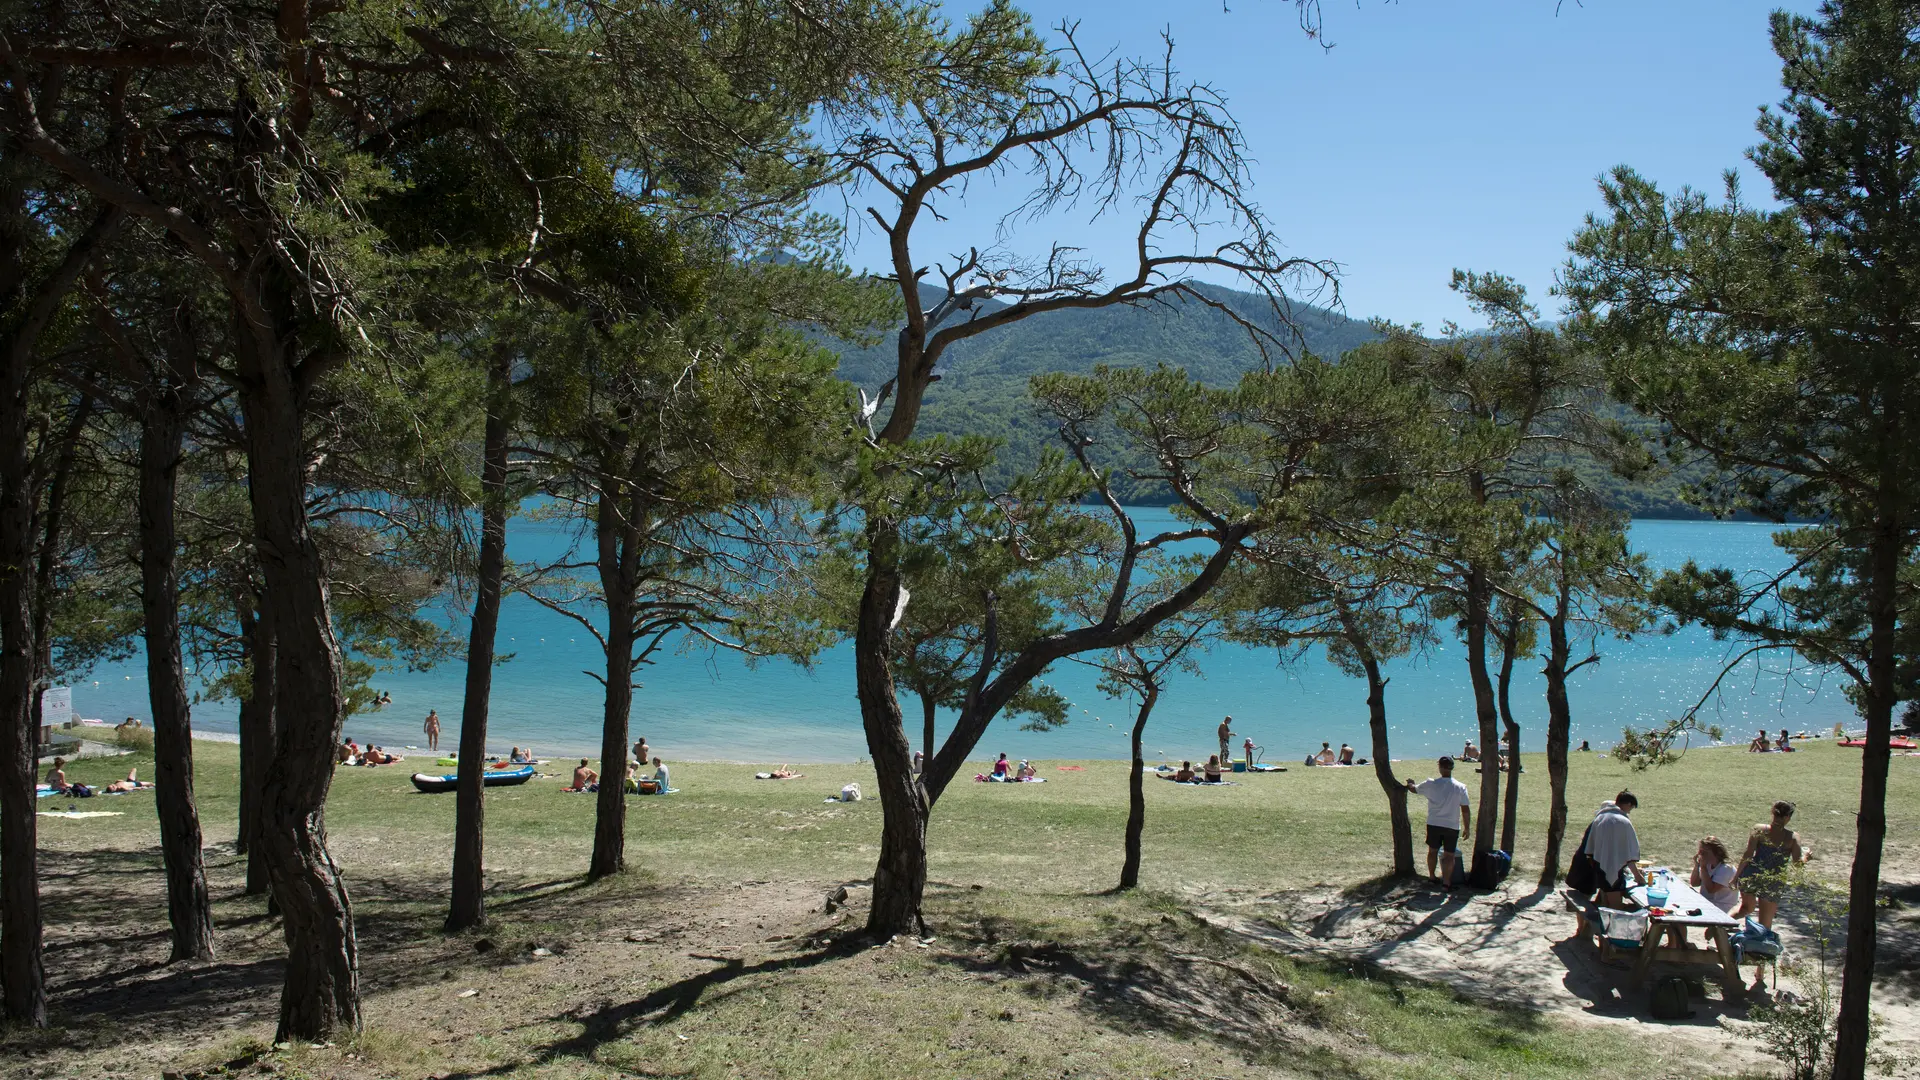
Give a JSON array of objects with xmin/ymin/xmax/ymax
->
[
  {"xmin": 1587, "ymin": 791, "xmax": 1646, "ymax": 908},
  {"xmin": 1748, "ymin": 728, "xmax": 1771, "ymax": 752},
  {"xmin": 1460, "ymin": 740, "xmax": 1480, "ymax": 762},
  {"xmin": 1337, "ymin": 743, "xmax": 1355, "ymax": 765},
  {"xmin": 1692, "ymin": 836, "xmax": 1740, "ymax": 914},
  {"xmin": 1773, "ymin": 728, "xmax": 1795, "ymax": 752},
  {"xmin": 1173, "ymin": 760, "xmax": 1197, "ymax": 783},
  {"xmin": 571, "ymin": 759, "xmax": 599, "ymax": 791},
  {"xmin": 44, "ymin": 757, "xmax": 69, "ymax": 793},
  {"xmin": 1314, "ymin": 742, "xmax": 1336, "ymax": 765},
  {"xmin": 1736, "ymin": 800, "xmax": 1809, "ymax": 929},
  {"xmin": 1203, "ymin": 755, "xmax": 1223, "ymax": 782}
]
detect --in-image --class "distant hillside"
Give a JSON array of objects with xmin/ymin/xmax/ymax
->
[{"xmin": 825, "ymin": 281, "xmax": 1716, "ymax": 518}]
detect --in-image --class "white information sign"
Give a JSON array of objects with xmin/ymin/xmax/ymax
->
[{"xmin": 40, "ymin": 686, "xmax": 73, "ymax": 728}]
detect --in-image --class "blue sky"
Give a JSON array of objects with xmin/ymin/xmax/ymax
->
[{"xmin": 833, "ymin": 0, "xmax": 1818, "ymax": 330}]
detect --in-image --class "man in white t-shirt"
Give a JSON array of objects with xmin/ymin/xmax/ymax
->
[{"xmin": 1406, "ymin": 756, "xmax": 1472, "ymax": 887}]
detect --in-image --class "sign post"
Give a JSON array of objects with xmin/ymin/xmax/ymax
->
[{"xmin": 39, "ymin": 685, "xmax": 73, "ymax": 750}]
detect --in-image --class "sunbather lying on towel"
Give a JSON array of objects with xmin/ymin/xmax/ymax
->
[{"xmin": 101, "ymin": 768, "xmax": 154, "ymax": 794}]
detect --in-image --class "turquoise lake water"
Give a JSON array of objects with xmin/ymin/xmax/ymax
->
[{"xmin": 69, "ymin": 513, "xmax": 1850, "ymax": 764}]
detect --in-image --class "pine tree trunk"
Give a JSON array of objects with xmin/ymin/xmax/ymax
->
[
  {"xmin": 920, "ymin": 693, "xmax": 937, "ymax": 764},
  {"xmin": 588, "ymin": 471, "xmax": 638, "ymax": 881},
  {"xmin": 1539, "ymin": 608, "xmax": 1573, "ymax": 888},
  {"xmin": 1831, "ymin": 516, "xmax": 1898, "ymax": 1079},
  {"xmin": 856, "ymin": 520, "xmax": 929, "ymax": 938},
  {"xmin": 1496, "ymin": 636, "xmax": 1520, "ymax": 858},
  {"xmin": 1361, "ymin": 649, "xmax": 1415, "ymax": 878},
  {"xmin": 5, "ymin": 395, "xmax": 92, "ymax": 1023},
  {"xmin": 1119, "ymin": 684, "xmax": 1157, "ymax": 891},
  {"xmin": 27, "ymin": 401, "xmax": 90, "ymax": 742},
  {"xmin": 1463, "ymin": 564, "xmax": 1501, "ymax": 881},
  {"xmin": 233, "ymin": 305, "xmax": 357, "ymax": 1043},
  {"xmin": 236, "ymin": 593, "xmax": 277, "ymax": 897},
  {"xmin": 138, "ymin": 392, "xmax": 214, "ymax": 962},
  {"xmin": 1336, "ymin": 604, "xmax": 1414, "ymax": 878},
  {"xmin": 0, "ymin": 200, "xmax": 118, "ymax": 1024},
  {"xmin": 447, "ymin": 348, "xmax": 511, "ymax": 929},
  {"xmin": 0, "ymin": 347, "xmax": 45, "ymax": 1028}
]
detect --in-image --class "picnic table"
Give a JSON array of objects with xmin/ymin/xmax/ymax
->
[{"xmin": 1622, "ymin": 875, "xmax": 1744, "ymax": 1000}]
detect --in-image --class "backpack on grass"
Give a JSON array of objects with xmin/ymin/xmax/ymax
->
[{"xmin": 1470, "ymin": 849, "xmax": 1512, "ymax": 890}]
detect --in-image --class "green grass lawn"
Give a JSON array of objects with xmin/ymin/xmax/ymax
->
[
  {"xmin": 44, "ymin": 735, "xmax": 1916, "ymax": 893},
  {"xmin": 21, "ymin": 735, "xmax": 1917, "ymax": 1080}
]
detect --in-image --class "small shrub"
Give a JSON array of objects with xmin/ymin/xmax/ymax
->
[
  {"xmin": 1733, "ymin": 865, "xmax": 1894, "ymax": 1079},
  {"xmin": 107, "ymin": 727, "xmax": 155, "ymax": 754}
]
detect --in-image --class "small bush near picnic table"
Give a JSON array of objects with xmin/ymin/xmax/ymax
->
[{"xmin": 1734, "ymin": 865, "xmax": 1900, "ymax": 1079}]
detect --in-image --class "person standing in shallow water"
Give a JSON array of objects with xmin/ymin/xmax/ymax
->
[{"xmin": 423, "ymin": 708, "xmax": 441, "ymax": 752}]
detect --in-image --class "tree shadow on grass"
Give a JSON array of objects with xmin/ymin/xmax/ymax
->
[
  {"xmin": 10, "ymin": 849, "xmax": 642, "ymax": 1061},
  {"xmin": 435, "ymin": 939, "xmax": 870, "ymax": 1080},
  {"xmin": 924, "ymin": 894, "xmax": 1563, "ymax": 1079}
]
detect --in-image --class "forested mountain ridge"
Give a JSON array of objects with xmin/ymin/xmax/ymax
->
[{"xmin": 827, "ymin": 281, "xmax": 1713, "ymax": 518}]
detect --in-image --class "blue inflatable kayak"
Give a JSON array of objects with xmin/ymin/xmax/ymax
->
[{"xmin": 410, "ymin": 765, "xmax": 534, "ymax": 794}]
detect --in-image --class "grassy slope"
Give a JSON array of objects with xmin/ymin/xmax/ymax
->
[{"xmin": 23, "ymin": 737, "xmax": 1916, "ymax": 1079}]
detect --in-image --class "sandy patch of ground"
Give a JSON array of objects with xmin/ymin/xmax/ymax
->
[{"xmin": 1194, "ymin": 874, "xmax": 1920, "ymax": 1076}]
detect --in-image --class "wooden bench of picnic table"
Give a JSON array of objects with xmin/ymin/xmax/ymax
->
[{"xmin": 1562, "ymin": 881, "xmax": 1746, "ymax": 1000}]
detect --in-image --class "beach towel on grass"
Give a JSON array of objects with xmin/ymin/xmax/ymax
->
[
  {"xmin": 38, "ymin": 811, "xmax": 122, "ymax": 818},
  {"xmin": 1156, "ymin": 775, "xmax": 1237, "ymax": 785}
]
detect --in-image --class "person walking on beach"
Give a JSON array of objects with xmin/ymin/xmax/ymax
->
[
  {"xmin": 1407, "ymin": 756, "xmax": 1471, "ymax": 887},
  {"xmin": 1217, "ymin": 716, "xmax": 1234, "ymax": 766},
  {"xmin": 1586, "ymin": 791, "xmax": 1644, "ymax": 908},
  {"xmin": 423, "ymin": 709, "xmax": 441, "ymax": 752}
]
